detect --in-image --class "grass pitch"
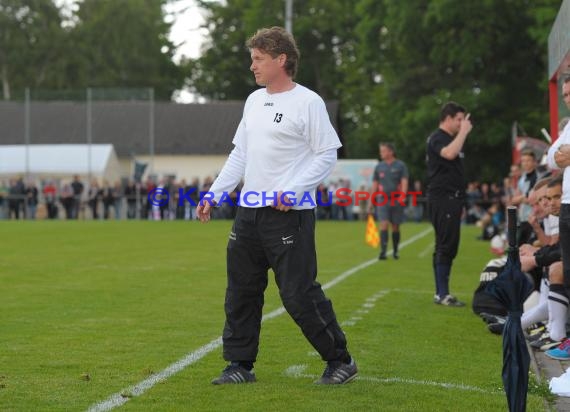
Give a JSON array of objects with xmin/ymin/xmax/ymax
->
[{"xmin": 0, "ymin": 220, "xmax": 549, "ymax": 411}]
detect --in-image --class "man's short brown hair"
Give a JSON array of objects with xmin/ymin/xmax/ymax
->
[
  {"xmin": 246, "ymin": 27, "xmax": 300, "ymax": 78},
  {"xmin": 520, "ymin": 149, "xmax": 536, "ymax": 160}
]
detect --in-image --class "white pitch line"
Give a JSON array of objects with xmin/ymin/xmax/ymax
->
[
  {"xmin": 321, "ymin": 227, "xmax": 432, "ymax": 290},
  {"xmin": 87, "ymin": 227, "xmax": 432, "ymax": 412},
  {"xmin": 283, "ymin": 365, "xmax": 499, "ymax": 395},
  {"xmin": 418, "ymin": 241, "xmax": 434, "ymax": 258}
]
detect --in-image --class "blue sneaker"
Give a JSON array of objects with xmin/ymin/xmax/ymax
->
[{"xmin": 545, "ymin": 339, "xmax": 570, "ymax": 360}]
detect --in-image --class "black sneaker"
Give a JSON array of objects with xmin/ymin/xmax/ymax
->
[
  {"xmin": 529, "ymin": 333, "xmax": 562, "ymax": 351},
  {"xmin": 379, "ymin": 252, "xmax": 387, "ymax": 260},
  {"xmin": 488, "ymin": 322, "xmax": 504, "ymax": 335},
  {"xmin": 315, "ymin": 358, "xmax": 358, "ymax": 385},
  {"xmin": 393, "ymin": 252, "xmax": 399, "ymax": 260},
  {"xmin": 526, "ymin": 324, "xmax": 546, "ymax": 341},
  {"xmin": 211, "ymin": 364, "xmax": 256, "ymax": 385},
  {"xmin": 479, "ymin": 312, "xmax": 506, "ymax": 325},
  {"xmin": 434, "ymin": 294, "xmax": 465, "ymax": 307}
]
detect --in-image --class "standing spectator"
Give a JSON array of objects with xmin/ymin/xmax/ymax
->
[
  {"xmin": 125, "ymin": 180, "xmax": 138, "ymax": 219},
  {"xmin": 355, "ymin": 184, "xmax": 368, "ymax": 221},
  {"xmin": 60, "ymin": 182, "xmax": 74, "ymax": 219},
  {"xmin": 316, "ymin": 183, "xmax": 331, "ymax": 220},
  {"xmin": 26, "ymin": 180, "xmax": 39, "ymax": 219},
  {"xmin": 8, "ymin": 178, "xmax": 23, "ymax": 219},
  {"xmin": 368, "ymin": 142, "xmax": 409, "ymax": 260},
  {"xmin": 43, "ymin": 180, "xmax": 58, "ymax": 219},
  {"xmin": 175, "ymin": 180, "xmax": 186, "ymax": 220},
  {"xmin": 426, "ymin": 101, "xmax": 473, "ymax": 307},
  {"xmin": 0, "ymin": 180, "xmax": 7, "ymax": 219},
  {"xmin": 144, "ymin": 178, "xmax": 156, "ymax": 220},
  {"xmin": 113, "ymin": 181, "xmax": 123, "ymax": 219},
  {"xmin": 101, "ymin": 180, "xmax": 114, "ymax": 219},
  {"xmin": 70, "ymin": 175, "xmax": 84, "ymax": 219},
  {"xmin": 197, "ymin": 27, "xmax": 356, "ymax": 385},
  {"xmin": 328, "ymin": 180, "xmax": 340, "ymax": 220},
  {"xmin": 186, "ymin": 177, "xmax": 200, "ymax": 220},
  {"xmin": 88, "ymin": 180, "xmax": 102, "ymax": 220}
]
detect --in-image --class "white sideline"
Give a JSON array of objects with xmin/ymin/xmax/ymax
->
[
  {"xmin": 87, "ymin": 227, "xmax": 433, "ymax": 412},
  {"xmin": 283, "ymin": 365, "xmax": 499, "ymax": 394},
  {"xmin": 417, "ymin": 241, "xmax": 434, "ymax": 258}
]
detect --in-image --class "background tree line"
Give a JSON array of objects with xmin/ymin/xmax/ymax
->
[
  {"xmin": 0, "ymin": 0, "xmax": 563, "ymax": 181},
  {"xmin": 0, "ymin": 0, "xmax": 182, "ymax": 100},
  {"xmin": 188, "ymin": 0, "xmax": 562, "ymax": 182}
]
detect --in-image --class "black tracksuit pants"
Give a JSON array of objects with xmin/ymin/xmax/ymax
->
[
  {"xmin": 427, "ymin": 196, "xmax": 463, "ymax": 265},
  {"xmin": 222, "ymin": 206, "xmax": 349, "ymax": 363}
]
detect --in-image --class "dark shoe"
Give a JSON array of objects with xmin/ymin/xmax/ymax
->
[
  {"xmin": 379, "ymin": 253, "xmax": 387, "ymax": 260},
  {"xmin": 529, "ymin": 332, "xmax": 562, "ymax": 351},
  {"xmin": 393, "ymin": 252, "xmax": 399, "ymax": 260},
  {"xmin": 479, "ymin": 312, "xmax": 506, "ymax": 325},
  {"xmin": 434, "ymin": 294, "xmax": 465, "ymax": 307},
  {"xmin": 211, "ymin": 364, "xmax": 256, "ymax": 385},
  {"xmin": 488, "ymin": 322, "xmax": 504, "ymax": 335},
  {"xmin": 315, "ymin": 358, "xmax": 358, "ymax": 385},
  {"xmin": 526, "ymin": 323, "xmax": 546, "ymax": 341}
]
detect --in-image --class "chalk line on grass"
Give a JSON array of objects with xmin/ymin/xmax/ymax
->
[{"xmin": 283, "ymin": 364, "xmax": 500, "ymax": 395}]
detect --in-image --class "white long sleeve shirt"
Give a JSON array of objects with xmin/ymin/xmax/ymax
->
[
  {"xmin": 547, "ymin": 121, "xmax": 570, "ymax": 204},
  {"xmin": 209, "ymin": 84, "xmax": 342, "ymax": 210}
]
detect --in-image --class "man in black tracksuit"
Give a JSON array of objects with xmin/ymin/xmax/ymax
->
[{"xmin": 426, "ymin": 101, "xmax": 473, "ymax": 307}]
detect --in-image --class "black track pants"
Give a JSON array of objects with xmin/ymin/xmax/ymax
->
[{"xmin": 222, "ymin": 206, "xmax": 349, "ymax": 363}]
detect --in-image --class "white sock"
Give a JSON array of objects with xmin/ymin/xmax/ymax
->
[
  {"xmin": 522, "ymin": 301, "xmax": 548, "ymax": 330},
  {"xmin": 521, "ymin": 278, "xmax": 551, "ymax": 329},
  {"xmin": 539, "ymin": 277, "xmax": 550, "ymax": 304},
  {"xmin": 548, "ymin": 284, "xmax": 569, "ymax": 342}
]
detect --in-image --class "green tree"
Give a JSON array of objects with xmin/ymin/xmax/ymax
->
[
  {"xmin": 70, "ymin": 0, "xmax": 182, "ymax": 100},
  {"xmin": 0, "ymin": 0, "xmax": 67, "ymax": 100},
  {"xmin": 2, "ymin": 0, "xmax": 183, "ymax": 101},
  {"xmin": 186, "ymin": 0, "xmax": 357, "ymax": 100},
  {"xmin": 342, "ymin": 0, "xmax": 561, "ymax": 181}
]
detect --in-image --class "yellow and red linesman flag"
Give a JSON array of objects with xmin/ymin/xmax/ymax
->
[{"xmin": 365, "ymin": 214, "xmax": 379, "ymax": 248}]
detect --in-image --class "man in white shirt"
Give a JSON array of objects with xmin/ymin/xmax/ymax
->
[
  {"xmin": 542, "ymin": 76, "xmax": 570, "ymax": 359},
  {"xmin": 197, "ymin": 26, "xmax": 356, "ymax": 386},
  {"xmin": 547, "ymin": 76, "xmax": 570, "ymax": 289}
]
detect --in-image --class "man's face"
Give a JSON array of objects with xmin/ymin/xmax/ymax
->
[
  {"xmin": 528, "ymin": 189, "xmax": 541, "ymax": 216},
  {"xmin": 546, "ymin": 184, "xmax": 562, "ymax": 217},
  {"xmin": 563, "ymin": 81, "xmax": 570, "ymax": 110},
  {"xmin": 445, "ymin": 112, "xmax": 465, "ymax": 136},
  {"xmin": 520, "ymin": 154, "xmax": 536, "ymax": 174},
  {"xmin": 532, "ymin": 186, "xmax": 547, "ymax": 218},
  {"xmin": 537, "ymin": 186, "xmax": 550, "ymax": 215},
  {"xmin": 250, "ymin": 48, "xmax": 284, "ymax": 87},
  {"xmin": 379, "ymin": 145, "xmax": 393, "ymax": 160}
]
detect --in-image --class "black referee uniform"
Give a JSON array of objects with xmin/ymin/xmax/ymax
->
[{"xmin": 426, "ymin": 128, "xmax": 465, "ymax": 302}]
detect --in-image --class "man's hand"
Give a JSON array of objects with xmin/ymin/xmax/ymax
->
[
  {"xmin": 519, "ymin": 243, "xmax": 538, "ymax": 257},
  {"xmin": 528, "ymin": 213, "xmax": 538, "ymax": 228},
  {"xmin": 196, "ymin": 201, "xmax": 212, "ymax": 222},
  {"xmin": 272, "ymin": 191, "xmax": 293, "ymax": 212},
  {"xmin": 555, "ymin": 144, "xmax": 570, "ymax": 168},
  {"xmin": 459, "ymin": 113, "xmax": 473, "ymax": 136}
]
